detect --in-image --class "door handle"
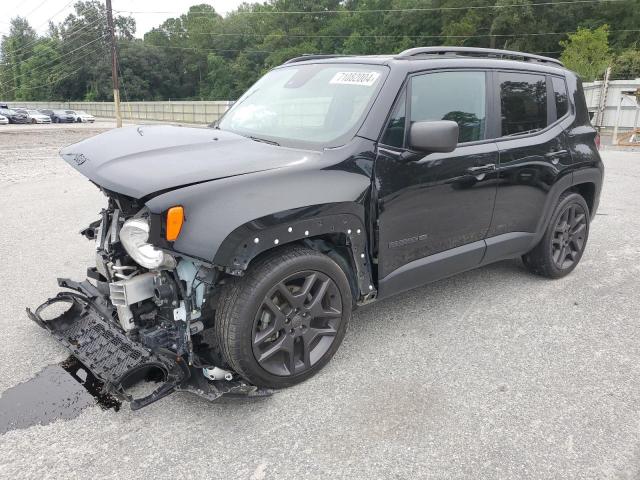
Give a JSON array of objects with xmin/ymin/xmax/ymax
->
[
  {"xmin": 544, "ymin": 149, "xmax": 569, "ymax": 158},
  {"xmin": 544, "ymin": 149, "xmax": 569, "ymax": 165},
  {"xmin": 466, "ymin": 164, "xmax": 496, "ymax": 175}
]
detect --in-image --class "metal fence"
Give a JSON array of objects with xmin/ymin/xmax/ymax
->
[
  {"xmin": 583, "ymin": 79, "xmax": 640, "ymax": 130},
  {"xmin": 11, "ymin": 100, "xmax": 233, "ymax": 125}
]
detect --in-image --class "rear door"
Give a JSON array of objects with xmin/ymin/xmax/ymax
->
[{"xmin": 487, "ymin": 71, "xmax": 572, "ymax": 245}]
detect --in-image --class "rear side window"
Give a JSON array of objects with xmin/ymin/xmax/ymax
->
[
  {"xmin": 410, "ymin": 71, "xmax": 486, "ymax": 143},
  {"xmin": 499, "ymin": 72, "xmax": 547, "ymax": 136},
  {"xmin": 551, "ymin": 76, "xmax": 569, "ymax": 119}
]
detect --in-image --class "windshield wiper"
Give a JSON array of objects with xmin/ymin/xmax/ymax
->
[{"xmin": 249, "ymin": 136, "xmax": 280, "ymax": 146}]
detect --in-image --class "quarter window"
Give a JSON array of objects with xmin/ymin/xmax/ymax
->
[
  {"xmin": 551, "ymin": 76, "xmax": 569, "ymax": 119},
  {"xmin": 499, "ymin": 72, "xmax": 547, "ymax": 136},
  {"xmin": 410, "ymin": 71, "xmax": 486, "ymax": 143},
  {"xmin": 380, "ymin": 89, "xmax": 406, "ymax": 148}
]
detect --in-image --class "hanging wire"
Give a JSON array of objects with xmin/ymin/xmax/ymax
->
[{"xmin": 116, "ymin": 0, "xmax": 628, "ymax": 16}]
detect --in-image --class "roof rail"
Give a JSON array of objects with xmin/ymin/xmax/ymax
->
[
  {"xmin": 284, "ymin": 54, "xmax": 352, "ymax": 64},
  {"xmin": 396, "ymin": 47, "xmax": 564, "ymax": 67}
]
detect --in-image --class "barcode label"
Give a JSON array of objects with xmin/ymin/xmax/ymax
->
[{"xmin": 329, "ymin": 71, "xmax": 380, "ymax": 86}]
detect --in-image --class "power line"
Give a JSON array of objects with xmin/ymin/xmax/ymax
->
[
  {"xmin": 2, "ymin": 0, "xmax": 77, "ymax": 58},
  {"xmin": 32, "ymin": 0, "xmax": 76, "ymax": 30},
  {"xmin": 23, "ymin": 0, "xmax": 50, "ymax": 19},
  {"xmin": 144, "ymin": 43, "xmax": 272, "ymax": 55},
  {"xmin": 1, "ymin": 50, "xmax": 99, "ymax": 94},
  {"xmin": 149, "ymin": 28, "xmax": 640, "ymax": 40},
  {"xmin": 2, "ymin": 63, "xmax": 88, "ymax": 96},
  {"xmin": 1, "ymin": 36, "xmax": 107, "ymax": 87},
  {"xmin": 116, "ymin": 0, "xmax": 628, "ymax": 16},
  {"xmin": 6, "ymin": 35, "xmax": 107, "ymax": 76},
  {"xmin": 7, "ymin": 16, "xmax": 104, "ymax": 58}
]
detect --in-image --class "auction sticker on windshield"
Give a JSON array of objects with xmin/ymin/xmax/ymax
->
[{"xmin": 330, "ymin": 71, "xmax": 380, "ymax": 86}]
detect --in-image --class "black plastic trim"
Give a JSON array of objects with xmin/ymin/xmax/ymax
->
[{"xmin": 377, "ymin": 240, "xmax": 486, "ymax": 299}]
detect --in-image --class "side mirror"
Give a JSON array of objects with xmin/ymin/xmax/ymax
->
[{"xmin": 408, "ymin": 120, "xmax": 459, "ymax": 153}]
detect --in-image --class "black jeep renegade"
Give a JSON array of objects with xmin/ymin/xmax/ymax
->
[{"xmin": 30, "ymin": 47, "xmax": 603, "ymax": 409}]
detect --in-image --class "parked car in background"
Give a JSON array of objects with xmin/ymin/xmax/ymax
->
[
  {"xmin": 0, "ymin": 114, "xmax": 9, "ymax": 125},
  {"xmin": 0, "ymin": 107, "xmax": 29, "ymax": 124},
  {"xmin": 40, "ymin": 109, "xmax": 75, "ymax": 123},
  {"xmin": 66, "ymin": 109, "xmax": 95, "ymax": 123},
  {"xmin": 15, "ymin": 108, "xmax": 52, "ymax": 124}
]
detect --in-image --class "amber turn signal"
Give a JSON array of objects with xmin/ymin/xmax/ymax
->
[{"xmin": 166, "ymin": 206, "xmax": 184, "ymax": 241}]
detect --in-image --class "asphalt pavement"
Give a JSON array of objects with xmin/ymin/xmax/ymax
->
[{"xmin": 0, "ymin": 124, "xmax": 639, "ymax": 479}]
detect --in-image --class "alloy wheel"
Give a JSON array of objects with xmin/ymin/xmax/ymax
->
[
  {"xmin": 551, "ymin": 203, "xmax": 587, "ymax": 269},
  {"xmin": 252, "ymin": 270, "xmax": 343, "ymax": 376}
]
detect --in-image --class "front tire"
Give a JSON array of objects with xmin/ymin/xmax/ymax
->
[
  {"xmin": 215, "ymin": 246, "xmax": 352, "ymax": 388},
  {"xmin": 522, "ymin": 192, "xmax": 590, "ymax": 278}
]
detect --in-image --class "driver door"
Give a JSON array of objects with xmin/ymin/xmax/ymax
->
[{"xmin": 374, "ymin": 70, "xmax": 498, "ymax": 297}]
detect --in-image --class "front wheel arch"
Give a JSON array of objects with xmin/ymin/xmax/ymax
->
[
  {"xmin": 239, "ymin": 235, "xmax": 361, "ymax": 306},
  {"xmin": 213, "ymin": 210, "xmax": 376, "ymax": 303}
]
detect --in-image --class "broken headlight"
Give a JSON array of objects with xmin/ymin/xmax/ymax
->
[{"xmin": 120, "ymin": 218, "xmax": 176, "ymax": 270}]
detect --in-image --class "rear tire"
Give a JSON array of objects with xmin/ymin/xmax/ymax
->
[
  {"xmin": 522, "ymin": 192, "xmax": 590, "ymax": 278},
  {"xmin": 215, "ymin": 246, "xmax": 352, "ymax": 388}
]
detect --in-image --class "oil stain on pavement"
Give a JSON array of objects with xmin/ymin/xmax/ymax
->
[{"xmin": 0, "ymin": 356, "xmax": 120, "ymax": 435}]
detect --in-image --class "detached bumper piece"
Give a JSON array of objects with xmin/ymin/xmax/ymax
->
[{"xmin": 27, "ymin": 278, "xmax": 271, "ymax": 410}]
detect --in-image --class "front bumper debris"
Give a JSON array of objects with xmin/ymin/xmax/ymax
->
[{"xmin": 27, "ymin": 278, "xmax": 271, "ymax": 410}]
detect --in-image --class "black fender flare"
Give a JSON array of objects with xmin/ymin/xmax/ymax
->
[
  {"xmin": 572, "ymin": 166, "xmax": 603, "ymax": 218},
  {"xmin": 531, "ymin": 167, "xmax": 602, "ymax": 248},
  {"xmin": 213, "ymin": 202, "xmax": 376, "ymax": 301}
]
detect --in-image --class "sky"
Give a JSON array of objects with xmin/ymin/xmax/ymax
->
[{"xmin": 0, "ymin": 0, "xmax": 247, "ymax": 37}]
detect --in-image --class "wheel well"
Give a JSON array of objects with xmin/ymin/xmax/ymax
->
[
  {"xmin": 570, "ymin": 182, "xmax": 596, "ymax": 214},
  {"xmin": 242, "ymin": 234, "xmax": 361, "ymax": 301}
]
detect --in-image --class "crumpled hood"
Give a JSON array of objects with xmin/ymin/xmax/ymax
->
[{"xmin": 60, "ymin": 125, "xmax": 320, "ymax": 199}]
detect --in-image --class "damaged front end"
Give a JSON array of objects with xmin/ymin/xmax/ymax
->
[{"xmin": 28, "ymin": 192, "xmax": 270, "ymax": 409}]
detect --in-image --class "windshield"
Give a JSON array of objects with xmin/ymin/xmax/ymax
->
[
  {"xmin": 1, "ymin": 109, "xmax": 15, "ymax": 115},
  {"xmin": 218, "ymin": 63, "xmax": 387, "ymax": 148},
  {"xmin": 28, "ymin": 110, "xmax": 40, "ymax": 115},
  {"xmin": 65, "ymin": 110, "xmax": 75, "ymax": 114}
]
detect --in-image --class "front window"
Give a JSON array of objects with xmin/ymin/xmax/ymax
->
[
  {"xmin": 410, "ymin": 71, "xmax": 487, "ymax": 143},
  {"xmin": 218, "ymin": 63, "xmax": 387, "ymax": 148}
]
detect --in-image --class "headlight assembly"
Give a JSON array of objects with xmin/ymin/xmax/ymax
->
[{"xmin": 120, "ymin": 218, "xmax": 176, "ymax": 270}]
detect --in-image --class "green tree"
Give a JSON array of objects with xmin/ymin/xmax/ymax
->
[
  {"xmin": 3, "ymin": 0, "xmax": 640, "ymax": 102},
  {"xmin": 611, "ymin": 49, "xmax": 640, "ymax": 80},
  {"xmin": 0, "ymin": 17, "xmax": 37, "ymax": 100},
  {"xmin": 13, "ymin": 39, "xmax": 62, "ymax": 100},
  {"xmin": 560, "ymin": 25, "xmax": 611, "ymax": 81}
]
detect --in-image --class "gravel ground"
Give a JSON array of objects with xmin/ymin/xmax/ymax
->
[{"xmin": 0, "ymin": 124, "xmax": 639, "ymax": 479}]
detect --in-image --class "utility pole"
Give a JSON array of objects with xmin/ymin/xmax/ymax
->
[{"xmin": 105, "ymin": 0, "xmax": 122, "ymax": 127}]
